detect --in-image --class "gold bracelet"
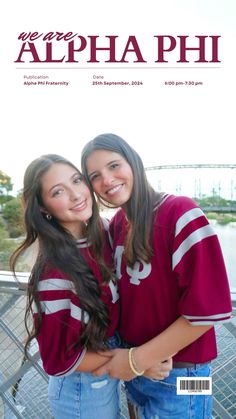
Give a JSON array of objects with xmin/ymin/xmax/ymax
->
[{"xmin": 128, "ymin": 347, "xmax": 145, "ymax": 376}]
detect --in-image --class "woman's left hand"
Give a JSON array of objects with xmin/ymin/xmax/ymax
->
[{"xmin": 92, "ymin": 348, "xmax": 137, "ymax": 381}]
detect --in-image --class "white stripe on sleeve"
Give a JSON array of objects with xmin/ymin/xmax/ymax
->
[
  {"xmin": 172, "ymin": 224, "xmax": 216, "ymax": 270},
  {"xmin": 184, "ymin": 312, "xmax": 232, "ymax": 321},
  {"xmin": 38, "ymin": 299, "xmax": 89, "ymax": 323},
  {"xmin": 38, "ymin": 279, "xmax": 75, "ymax": 292},
  {"xmin": 183, "ymin": 312, "xmax": 232, "ymax": 325},
  {"xmin": 175, "ymin": 208, "xmax": 205, "ymax": 237}
]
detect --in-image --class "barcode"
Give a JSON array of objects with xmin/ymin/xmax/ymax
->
[
  {"xmin": 180, "ymin": 380, "xmax": 210, "ymax": 390},
  {"xmin": 177, "ymin": 377, "xmax": 212, "ymax": 395}
]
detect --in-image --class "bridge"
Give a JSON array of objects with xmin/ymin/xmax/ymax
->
[
  {"xmin": 200, "ymin": 206, "xmax": 236, "ymax": 213},
  {"xmin": 144, "ymin": 164, "xmax": 236, "ymax": 206},
  {"xmin": 145, "ymin": 164, "xmax": 236, "ymax": 170}
]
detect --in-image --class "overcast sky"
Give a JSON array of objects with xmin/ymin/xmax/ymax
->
[{"xmin": 1, "ymin": 0, "xmax": 235, "ymax": 194}]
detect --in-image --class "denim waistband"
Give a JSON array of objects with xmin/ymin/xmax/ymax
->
[{"xmin": 173, "ymin": 361, "xmax": 210, "ymax": 369}]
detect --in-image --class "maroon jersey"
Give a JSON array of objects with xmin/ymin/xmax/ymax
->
[
  {"xmin": 33, "ymin": 226, "xmax": 119, "ymax": 376},
  {"xmin": 110, "ymin": 195, "xmax": 232, "ymax": 363}
]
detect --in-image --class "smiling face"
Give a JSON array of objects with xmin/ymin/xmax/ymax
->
[
  {"xmin": 85, "ymin": 150, "xmax": 134, "ymax": 207},
  {"xmin": 40, "ymin": 163, "xmax": 93, "ymax": 238}
]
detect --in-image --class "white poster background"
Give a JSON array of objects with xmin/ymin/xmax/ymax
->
[{"xmin": 0, "ymin": 0, "xmax": 235, "ymax": 194}]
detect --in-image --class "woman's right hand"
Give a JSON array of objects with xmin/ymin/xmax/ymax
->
[{"xmin": 143, "ymin": 357, "xmax": 173, "ymax": 380}]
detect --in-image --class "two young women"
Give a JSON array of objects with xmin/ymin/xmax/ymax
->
[
  {"xmin": 11, "ymin": 154, "xmax": 170, "ymax": 419},
  {"xmin": 81, "ymin": 133, "xmax": 232, "ymax": 419}
]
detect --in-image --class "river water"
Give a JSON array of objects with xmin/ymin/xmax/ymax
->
[{"xmin": 212, "ymin": 221, "xmax": 236, "ymax": 289}]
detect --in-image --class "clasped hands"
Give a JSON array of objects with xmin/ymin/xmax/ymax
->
[{"xmin": 92, "ymin": 348, "xmax": 173, "ymax": 381}]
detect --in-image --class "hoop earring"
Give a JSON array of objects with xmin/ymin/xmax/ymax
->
[{"xmin": 46, "ymin": 214, "xmax": 52, "ymax": 221}]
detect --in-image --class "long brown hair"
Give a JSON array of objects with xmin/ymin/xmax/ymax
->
[
  {"xmin": 81, "ymin": 134, "xmax": 163, "ymax": 266},
  {"xmin": 10, "ymin": 154, "xmax": 113, "ymax": 355}
]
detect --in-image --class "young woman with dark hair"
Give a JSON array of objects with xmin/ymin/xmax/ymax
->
[
  {"xmin": 10, "ymin": 154, "xmax": 121, "ymax": 419},
  {"xmin": 81, "ymin": 134, "xmax": 232, "ymax": 419}
]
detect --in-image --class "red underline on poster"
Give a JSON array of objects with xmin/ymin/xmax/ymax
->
[{"xmin": 16, "ymin": 66, "xmax": 221, "ymax": 70}]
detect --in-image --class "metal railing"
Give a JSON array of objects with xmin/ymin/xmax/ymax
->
[{"xmin": 0, "ymin": 272, "xmax": 236, "ymax": 419}]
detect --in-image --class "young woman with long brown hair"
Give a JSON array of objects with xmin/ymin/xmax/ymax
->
[
  {"xmin": 81, "ymin": 133, "xmax": 232, "ymax": 419},
  {"xmin": 11, "ymin": 154, "xmax": 121, "ymax": 419}
]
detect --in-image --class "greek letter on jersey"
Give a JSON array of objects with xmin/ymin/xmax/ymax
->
[
  {"xmin": 114, "ymin": 246, "xmax": 124, "ymax": 280},
  {"xmin": 108, "ymin": 280, "xmax": 119, "ymax": 302},
  {"xmin": 114, "ymin": 245, "xmax": 151, "ymax": 285}
]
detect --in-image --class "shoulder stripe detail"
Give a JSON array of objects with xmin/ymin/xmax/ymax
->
[
  {"xmin": 172, "ymin": 224, "xmax": 216, "ymax": 269},
  {"xmin": 38, "ymin": 279, "xmax": 75, "ymax": 292},
  {"xmin": 175, "ymin": 207, "xmax": 205, "ymax": 237},
  {"xmin": 76, "ymin": 241, "xmax": 91, "ymax": 248},
  {"xmin": 35, "ymin": 299, "xmax": 89, "ymax": 323},
  {"xmin": 153, "ymin": 194, "xmax": 169, "ymax": 212},
  {"xmin": 76, "ymin": 238, "xmax": 87, "ymax": 244}
]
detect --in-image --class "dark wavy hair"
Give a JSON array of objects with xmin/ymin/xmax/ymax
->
[
  {"xmin": 10, "ymin": 154, "xmax": 113, "ymax": 356},
  {"xmin": 81, "ymin": 134, "xmax": 163, "ymax": 266}
]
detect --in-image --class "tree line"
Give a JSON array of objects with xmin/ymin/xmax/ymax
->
[{"xmin": 0, "ymin": 170, "xmax": 24, "ymax": 270}]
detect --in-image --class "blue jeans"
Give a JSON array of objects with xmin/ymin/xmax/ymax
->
[
  {"xmin": 48, "ymin": 336, "xmax": 121, "ymax": 419},
  {"xmin": 125, "ymin": 363, "xmax": 213, "ymax": 419}
]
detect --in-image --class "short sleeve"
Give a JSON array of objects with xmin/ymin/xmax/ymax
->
[{"xmin": 171, "ymin": 197, "xmax": 232, "ymax": 325}]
